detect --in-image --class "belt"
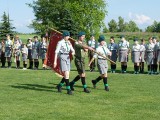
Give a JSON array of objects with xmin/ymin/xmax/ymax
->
[
  {"xmin": 98, "ymin": 58, "xmax": 106, "ymax": 60},
  {"xmin": 60, "ymin": 53, "xmax": 69, "ymax": 55},
  {"xmin": 119, "ymin": 49, "xmax": 128, "ymax": 51},
  {"xmin": 132, "ymin": 51, "xmax": 140, "ymax": 52},
  {"xmin": 146, "ymin": 51, "xmax": 153, "ymax": 53}
]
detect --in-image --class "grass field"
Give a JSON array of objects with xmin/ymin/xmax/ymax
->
[
  {"xmin": 1, "ymin": 33, "xmax": 160, "ymax": 119},
  {"xmin": 0, "ymin": 56, "xmax": 160, "ymax": 120}
]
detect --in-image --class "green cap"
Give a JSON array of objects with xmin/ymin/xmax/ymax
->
[
  {"xmin": 120, "ymin": 35, "xmax": 125, "ymax": 39},
  {"xmin": 133, "ymin": 38, "xmax": 138, "ymax": 41},
  {"xmin": 62, "ymin": 31, "xmax": 70, "ymax": 37},
  {"xmin": 98, "ymin": 35, "xmax": 105, "ymax": 42},
  {"xmin": 78, "ymin": 31, "xmax": 85, "ymax": 37}
]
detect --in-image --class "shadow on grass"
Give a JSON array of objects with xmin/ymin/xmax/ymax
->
[{"xmin": 10, "ymin": 83, "xmax": 57, "ymax": 92}]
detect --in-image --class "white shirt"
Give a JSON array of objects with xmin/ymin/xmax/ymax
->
[
  {"xmin": 118, "ymin": 40, "xmax": 129, "ymax": 50},
  {"xmin": 5, "ymin": 39, "xmax": 13, "ymax": 48},
  {"xmin": 132, "ymin": 44, "xmax": 141, "ymax": 52},
  {"xmin": 94, "ymin": 45, "xmax": 111, "ymax": 59},
  {"xmin": 55, "ymin": 39, "xmax": 74, "ymax": 54},
  {"xmin": 88, "ymin": 39, "xmax": 96, "ymax": 49},
  {"xmin": 145, "ymin": 43, "xmax": 155, "ymax": 52}
]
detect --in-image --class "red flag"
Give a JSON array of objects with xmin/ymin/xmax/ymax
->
[{"xmin": 44, "ymin": 30, "xmax": 74, "ymax": 77}]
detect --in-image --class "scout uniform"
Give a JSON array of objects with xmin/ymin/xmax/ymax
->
[
  {"xmin": 21, "ymin": 44, "xmax": 28, "ymax": 70},
  {"xmin": 70, "ymin": 32, "xmax": 90, "ymax": 93},
  {"xmin": 39, "ymin": 36, "xmax": 48, "ymax": 69},
  {"xmin": 131, "ymin": 39, "xmax": 141, "ymax": 74},
  {"xmin": 139, "ymin": 39, "xmax": 146, "ymax": 73},
  {"xmin": 118, "ymin": 35, "xmax": 129, "ymax": 73},
  {"xmin": 56, "ymin": 31, "xmax": 75, "ymax": 95},
  {"xmin": 88, "ymin": 34, "xmax": 97, "ymax": 72},
  {"xmin": 0, "ymin": 40, "xmax": 6, "ymax": 68},
  {"xmin": 145, "ymin": 38, "xmax": 155, "ymax": 74},
  {"xmin": 27, "ymin": 38, "xmax": 33, "ymax": 69},
  {"xmin": 107, "ymin": 36, "xmax": 118, "ymax": 73},
  {"xmin": 152, "ymin": 37, "xmax": 158, "ymax": 74},
  {"xmin": 13, "ymin": 40, "xmax": 21, "ymax": 69},
  {"xmin": 91, "ymin": 35, "xmax": 111, "ymax": 91},
  {"xmin": 32, "ymin": 36, "xmax": 40, "ymax": 69},
  {"xmin": 5, "ymin": 35, "xmax": 13, "ymax": 68},
  {"xmin": 154, "ymin": 41, "xmax": 160, "ymax": 73}
]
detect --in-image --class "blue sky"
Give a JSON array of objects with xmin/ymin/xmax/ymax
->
[{"xmin": 0, "ymin": 0, "xmax": 160, "ymax": 33}]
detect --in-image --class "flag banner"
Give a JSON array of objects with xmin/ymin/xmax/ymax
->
[{"xmin": 45, "ymin": 30, "xmax": 74, "ymax": 77}]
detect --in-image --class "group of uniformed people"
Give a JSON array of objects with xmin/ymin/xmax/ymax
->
[
  {"xmin": 54, "ymin": 31, "xmax": 160, "ymax": 95},
  {"xmin": 0, "ymin": 34, "xmax": 48, "ymax": 70}
]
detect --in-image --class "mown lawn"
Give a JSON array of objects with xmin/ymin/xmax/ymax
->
[{"xmin": 0, "ymin": 64, "xmax": 160, "ymax": 120}]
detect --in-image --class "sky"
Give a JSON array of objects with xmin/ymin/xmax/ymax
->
[{"xmin": 0, "ymin": 0, "xmax": 160, "ymax": 33}]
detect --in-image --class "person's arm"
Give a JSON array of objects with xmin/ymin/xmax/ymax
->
[{"xmin": 54, "ymin": 41, "xmax": 61, "ymax": 68}]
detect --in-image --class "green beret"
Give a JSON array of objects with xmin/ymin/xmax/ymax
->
[
  {"xmin": 120, "ymin": 35, "xmax": 125, "ymax": 38},
  {"xmin": 62, "ymin": 31, "xmax": 70, "ymax": 37},
  {"xmin": 90, "ymin": 34, "xmax": 94, "ymax": 37},
  {"xmin": 133, "ymin": 38, "xmax": 138, "ymax": 42},
  {"xmin": 78, "ymin": 31, "xmax": 85, "ymax": 37},
  {"xmin": 152, "ymin": 36, "xmax": 157, "ymax": 39},
  {"xmin": 98, "ymin": 35, "xmax": 105, "ymax": 42}
]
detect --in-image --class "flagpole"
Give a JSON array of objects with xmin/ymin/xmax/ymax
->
[{"xmin": 49, "ymin": 28, "xmax": 116, "ymax": 65}]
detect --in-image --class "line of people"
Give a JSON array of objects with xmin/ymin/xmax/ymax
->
[
  {"xmin": 0, "ymin": 34, "xmax": 48, "ymax": 70},
  {"xmin": 88, "ymin": 35, "xmax": 160, "ymax": 75}
]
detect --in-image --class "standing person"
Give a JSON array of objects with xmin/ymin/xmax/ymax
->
[
  {"xmin": 107, "ymin": 36, "xmax": 118, "ymax": 73},
  {"xmin": 69, "ymin": 32, "xmax": 94, "ymax": 93},
  {"xmin": 13, "ymin": 38, "xmax": 21, "ymax": 69},
  {"xmin": 0, "ymin": 40, "xmax": 6, "ymax": 68},
  {"xmin": 89, "ymin": 35, "xmax": 111, "ymax": 91},
  {"xmin": 21, "ymin": 44, "xmax": 28, "ymax": 70},
  {"xmin": 155, "ymin": 41, "xmax": 160, "ymax": 73},
  {"xmin": 152, "ymin": 37, "xmax": 158, "ymax": 74},
  {"xmin": 139, "ymin": 39, "xmax": 146, "ymax": 73},
  {"xmin": 32, "ymin": 36, "xmax": 40, "ymax": 70},
  {"xmin": 15, "ymin": 35, "xmax": 22, "ymax": 45},
  {"xmin": 54, "ymin": 31, "xmax": 75, "ymax": 95},
  {"xmin": 27, "ymin": 38, "xmax": 33, "ymax": 69},
  {"xmin": 39, "ymin": 35, "xmax": 48, "ymax": 70},
  {"xmin": 131, "ymin": 38, "xmax": 141, "ymax": 74},
  {"xmin": 88, "ymin": 34, "xmax": 97, "ymax": 72},
  {"xmin": 145, "ymin": 37, "xmax": 155, "ymax": 74},
  {"xmin": 5, "ymin": 34, "xmax": 13, "ymax": 68},
  {"xmin": 118, "ymin": 35, "xmax": 130, "ymax": 73}
]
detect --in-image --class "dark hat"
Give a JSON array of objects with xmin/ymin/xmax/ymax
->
[
  {"xmin": 78, "ymin": 31, "xmax": 85, "ymax": 37},
  {"xmin": 62, "ymin": 31, "xmax": 70, "ymax": 37},
  {"xmin": 120, "ymin": 35, "xmax": 125, "ymax": 38},
  {"xmin": 110, "ymin": 36, "xmax": 114, "ymax": 39},
  {"xmin": 33, "ymin": 36, "xmax": 38, "ymax": 39},
  {"xmin": 152, "ymin": 36, "xmax": 157, "ymax": 39},
  {"xmin": 90, "ymin": 34, "xmax": 95, "ymax": 37},
  {"xmin": 98, "ymin": 35, "xmax": 105, "ymax": 42},
  {"xmin": 133, "ymin": 38, "xmax": 138, "ymax": 42}
]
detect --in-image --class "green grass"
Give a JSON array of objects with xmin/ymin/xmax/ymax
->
[
  {"xmin": 1, "ymin": 32, "xmax": 160, "ymax": 119},
  {"xmin": 0, "ymin": 59, "xmax": 160, "ymax": 120}
]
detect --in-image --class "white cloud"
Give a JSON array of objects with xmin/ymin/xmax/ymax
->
[{"xmin": 128, "ymin": 12, "xmax": 154, "ymax": 25}]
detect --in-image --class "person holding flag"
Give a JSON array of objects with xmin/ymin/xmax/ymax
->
[
  {"xmin": 69, "ymin": 32, "xmax": 94, "ymax": 93},
  {"xmin": 89, "ymin": 35, "xmax": 111, "ymax": 91},
  {"xmin": 54, "ymin": 31, "xmax": 75, "ymax": 95}
]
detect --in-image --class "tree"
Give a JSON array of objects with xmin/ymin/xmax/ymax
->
[
  {"xmin": 117, "ymin": 16, "xmax": 125, "ymax": 32},
  {"xmin": 108, "ymin": 19, "xmax": 118, "ymax": 32},
  {"xmin": 0, "ymin": 12, "xmax": 15, "ymax": 40},
  {"xmin": 28, "ymin": 0, "xmax": 107, "ymax": 38}
]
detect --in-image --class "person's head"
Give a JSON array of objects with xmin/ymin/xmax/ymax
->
[
  {"xmin": 90, "ymin": 34, "xmax": 95, "ymax": 40},
  {"xmin": 110, "ymin": 36, "xmax": 115, "ymax": 43},
  {"xmin": 133, "ymin": 38, "xmax": 138, "ymax": 45},
  {"xmin": 62, "ymin": 31, "xmax": 70, "ymax": 41},
  {"xmin": 120, "ymin": 35, "xmax": 125, "ymax": 41},
  {"xmin": 148, "ymin": 37, "xmax": 153, "ymax": 43},
  {"xmin": 98, "ymin": 35, "xmax": 106, "ymax": 46},
  {"xmin": 15, "ymin": 35, "xmax": 19, "ymax": 40},
  {"xmin": 33, "ymin": 36, "xmax": 38, "ymax": 41},
  {"xmin": 78, "ymin": 32, "xmax": 85, "ymax": 41},
  {"xmin": 141, "ymin": 38, "xmax": 145, "ymax": 44},
  {"xmin": 152, "ymin": 36, "xmax": 157, "ymax": 43},
  {"xmin": 27, "ymin": 38, "xmax": 32, "ymax": 43},
  {"xmin": 6, "ymin": 34, "xmax": 10, "ymax": 40}
]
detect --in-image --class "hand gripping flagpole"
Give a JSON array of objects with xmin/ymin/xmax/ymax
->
[{"xmin": 49, "ymin": 28, "xmax": 116, "ymax": 65}]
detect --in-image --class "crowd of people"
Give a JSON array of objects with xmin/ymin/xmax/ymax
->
[{"xmin": 0, "ymin": 34, "xmax": 48, "ymax": 70}]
